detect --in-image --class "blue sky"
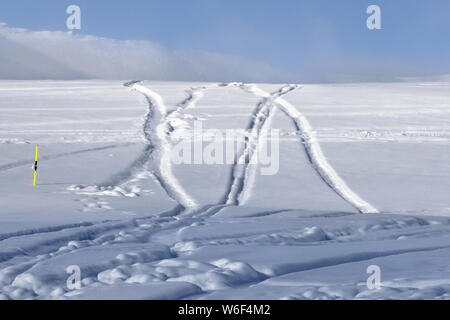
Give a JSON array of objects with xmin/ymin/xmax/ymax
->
[{"xmin": 1, "ymin": 0, "xmax": 450, "ymax": 81}]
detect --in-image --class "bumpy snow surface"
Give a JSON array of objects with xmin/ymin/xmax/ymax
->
[{"xmin": 0, "ymin": 80, "xmax": 449, "ymax": 300}]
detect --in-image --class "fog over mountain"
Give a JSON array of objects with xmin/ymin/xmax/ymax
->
[
  {"xmin": 0, "ymin": 22, "xmax": 448, "ymax": 83},
  {"xmin": 0, "ymin": 23, "xmax": 292, "ymax": 82}
]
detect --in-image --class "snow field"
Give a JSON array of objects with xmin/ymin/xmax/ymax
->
[{"xmin": 0, "ymin": 80, "xmax": 449, "ymax": 299}]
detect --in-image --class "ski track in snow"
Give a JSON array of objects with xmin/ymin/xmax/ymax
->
[
  {"xmin": 2, "ymin": 211, "xmax": 449, "ymax": 299},
  {"xmin": 0, "ymin": 202, "xmax": 234, "ymax": 297},
  {"xmin": 268, "ymin": 88, "xmax": 379, "ymax": 214},
  {"xmin": 0, "ymin": 143, "xmax": 134, "ymax": 173},
  {"xmin": 0, "ymin": 82, "xmax": 272, "ymax": 297},
  {"xmin": 0, "ymin": 81, "xmax": 421, "ymax": 300},
  {"xmin": 127, "ymin": 83, "xmax": 201, "ymax": 209},
  {"xmin": 84, "ymin": 82, "xmax": 213, "ymax": 209},
  {"xmin": 0, "ymin": 82, "xmax": 222, "ymax": 294},
  {"xmin": 219, "ymin": 83, "xmax": 378, "ymax": 214},
  {"xmin": 222, "ymin": 84, "xmax": 297, "ymax": 206}
]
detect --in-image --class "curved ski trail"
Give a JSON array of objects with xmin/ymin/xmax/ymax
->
[
  {"xmin": 88, "ymin": 82, "xmax": 211, "ymax": 210},
  {"xmin": 129, "ymin": 83, "xmax": 199, "ymax": 209},
  {"xmin": 223, "ymin": 84, "xmax": 297, "ymax": 206},
  {"xmin": 269, "ymin": 86, "xmax": 378, "ymax": 214}
]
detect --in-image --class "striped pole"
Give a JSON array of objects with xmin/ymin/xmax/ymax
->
[{"xmin": 33, "ymin": 145, "xmax": 39, "ymax": 186}]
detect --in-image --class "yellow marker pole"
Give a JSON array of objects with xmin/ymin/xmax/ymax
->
[{"xmin": 33, "ymin": 145, "xmax": 39, "ymax": 186}]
